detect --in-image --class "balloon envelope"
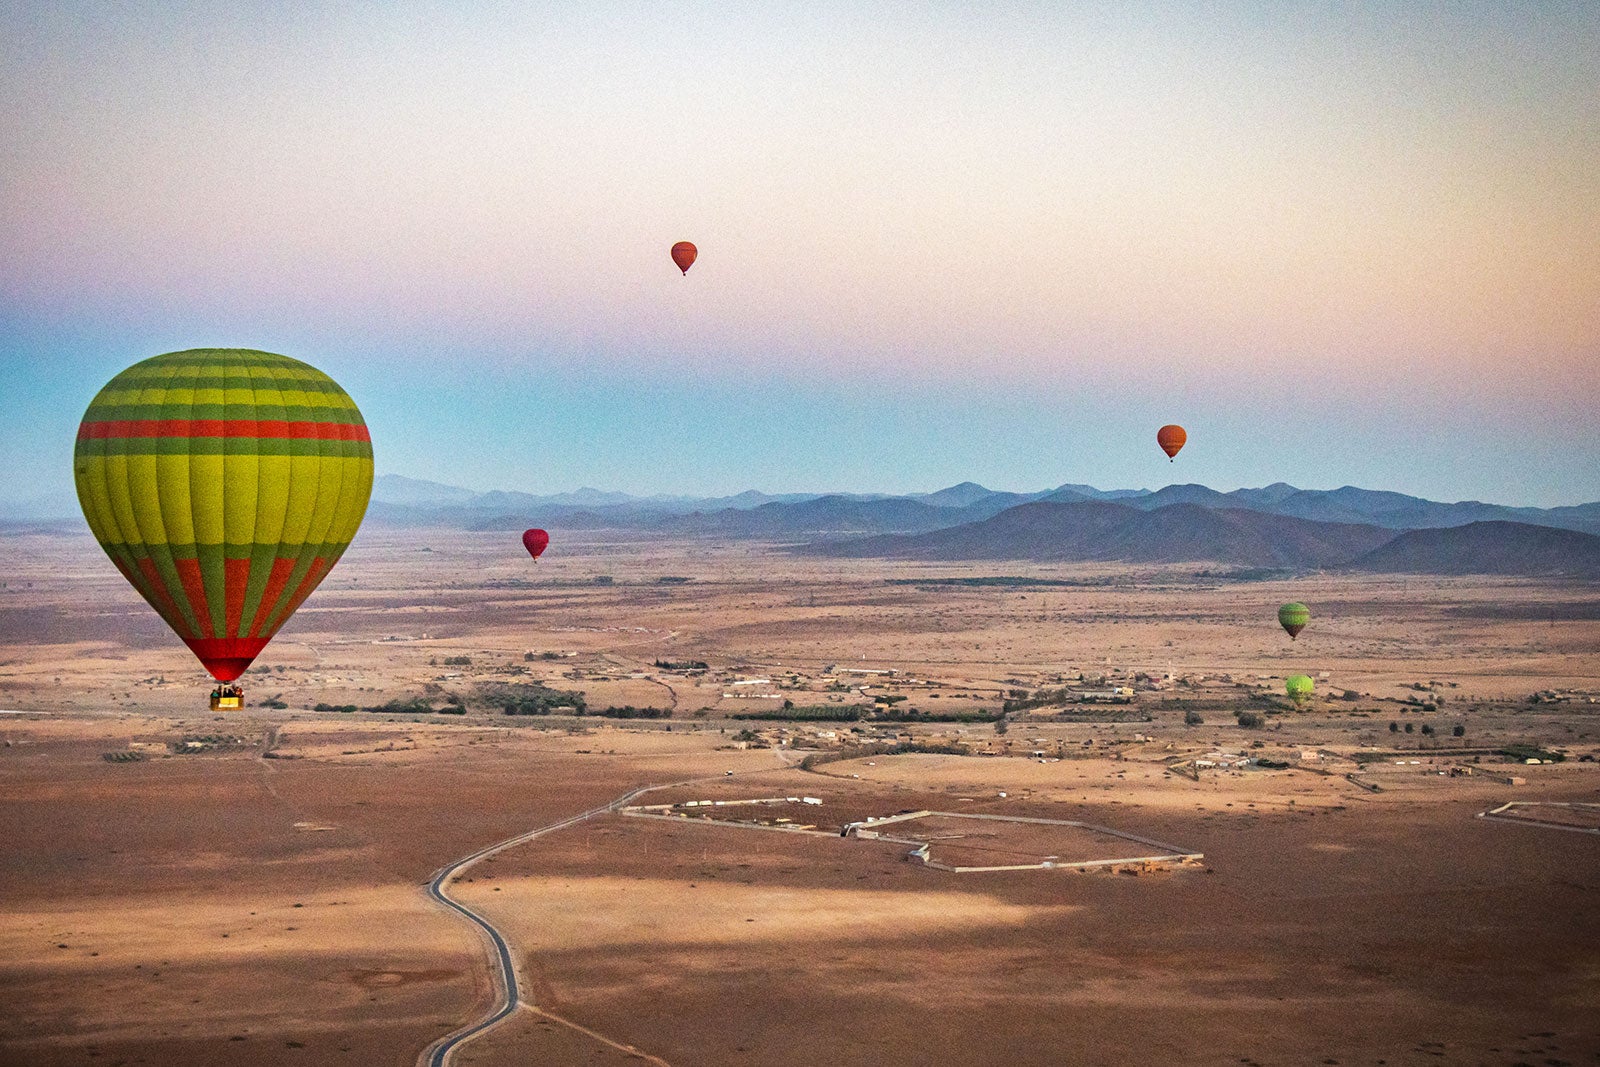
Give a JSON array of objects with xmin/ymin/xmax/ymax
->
[
  {"xmin": 74, "ymin": 349, "xmax": 373, "ymax": 681},
  {"xmin": 1285, "ymin": 675, "xmax": 1314, "ymax": 699},
  {"xmin": 1278, "ymin": 602, "xmax": 1310, "ymax": 640},
  {"xmin": 522, "ymin": 528, "xmax": 550, "ymax": 560},
  {"xmin": 1157, "ymin": 424, "xmax": 1186, "ymax": 460},
  {"xmin": 670, "ymin": 241, "xmax": 697, "ymax": 275}
]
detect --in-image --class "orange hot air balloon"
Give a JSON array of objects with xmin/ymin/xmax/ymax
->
[
  {"xmin": 1157, "ymin": 424, "xmax": 1186, "ymax": 461},
  {"xmin": 670, "ymin": 241, "xmax": 697, "ymax": 275}
]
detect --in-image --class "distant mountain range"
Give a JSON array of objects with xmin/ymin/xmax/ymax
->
[
  {"xmin": 7, "ymin": 473, "xmax": 1596, "ymax": 577},
  {"xmin": 799, "ymin": 501, "xmax": 1600, "ymax": 577},
  {"xmin": 352, "ymin": 474, "xmax": 1600, "ymax": 577},
  {"xmin": 1345, "ymin": 521, "xmax": 1600, "ymax": 578},
  {"xmin": 798, "ymin": 501, "xmax": 1398, "ymax": 569},
  {"xmin": 368, "ymin": 473, "xmax": 1600, "ymax": 537}
]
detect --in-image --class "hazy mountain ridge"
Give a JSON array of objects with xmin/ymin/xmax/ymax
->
[
  {"xmin": 370, "ymin": 474, "xmax": 830, "ymax": 517},
  {"xmin": 360, "ymin": 475, "xmax": 1600, "ymax": 540},
  {"xmin": 16, "ymin": 473, "xmax": 1597, "ymax": 576},
  {"xmin": 1122, "ymin": 483, "xmax": 1600, "ymax": 534},
  {"xmin": 797, "ymin": 501, "xmax": 1399, "ymax": 569},
  {"xmin": 801, "ymin": 504, "xmax": 1600, "ymax": 576},
  {"xmin": 1343, "ymin": 521, "xmax": 1600, "ymax": 578}
]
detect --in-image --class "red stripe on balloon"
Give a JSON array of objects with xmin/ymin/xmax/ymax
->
[
  {"xmin": 174, "ymin": 557, "xmax": 217, "ymax": 638},
  {"xmin": 135, "ymin": 556, "xmax": 195, "ymax": 638},
  {"xmin": 247, "ymin": 557, "xmax": 300, "ymax": 639},
  {"xmin": 224, "ymin": 557, "xmax": 251, "ymax": 638},
  {"xmin": 78, "ymin": 419, "xmax": 370, "ymax": 442},
  {"xmin": 276, "ymin": 557, "xmax": 333, "ymax": 624}
]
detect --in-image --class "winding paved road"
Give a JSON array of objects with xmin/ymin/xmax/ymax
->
[{"xmin": 418, "ymin": 776, "xmax": 723, "ymax": 1067}]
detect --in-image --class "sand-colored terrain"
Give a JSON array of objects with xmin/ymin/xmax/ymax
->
[
  {"xmin": 3, "ymin": 526, "xmax": 1599, "ymax": 1064},
  {"xmin": 453, "ymin": 758, "xmax": 1600, "ymax": 1067}
]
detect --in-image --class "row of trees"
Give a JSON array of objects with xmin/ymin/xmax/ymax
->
[
  {"xmin": 1002, "ymin": 687, "xmax": 1078, "ymax": 713},
  {"xmin": 1388, "ymin": 722, "xmax": 1466, "ymax": 736},
  {"xmin": 732, "ymin": 705, "xmax": 860, "ymax": 722}
]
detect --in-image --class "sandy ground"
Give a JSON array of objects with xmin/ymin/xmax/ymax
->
[
  {"xmin": 5, "ymin": 527, "xmax": 1600, "ymax": 717},
  {"xmin": 452, "ymin": 754, "xmax": 1600, "ymax": 1067},
  {"xmin": 2, "ymin": 526, "xmax": 1598, "ymax": 1064}
]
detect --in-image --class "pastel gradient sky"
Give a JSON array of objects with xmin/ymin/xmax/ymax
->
[{"xmin": 3, "ymin": 2, "xmax": 1597, "ymax": 507}]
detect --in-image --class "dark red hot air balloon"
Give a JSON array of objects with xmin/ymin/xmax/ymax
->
[
  {"xmin": 1157, "ymin": 424, "xmax": 1186, "ymax": 461},
  {"xmin": 522, "ymin": 528, "xmax": 550, "ymax": 561},
  {"xmin": 670, "ymin": 241, "xmax": 697, "ymax": 275}
]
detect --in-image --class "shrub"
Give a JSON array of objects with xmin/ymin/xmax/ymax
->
[
  {"xmin": 1004, "ymin": 687, "xmax": 1075, "ymax": 713},
  {"xmin": 367, "ymin": 698, "xmax": 438, "ymax": 715},
  {"xmin": 592, "ymin": 705, "xmax": 672, "ymax": 719},
  {"xmin": 1236, "ymin": 711, "xmax": 1265, "ymax": 729},
  {"xmin": 483, "ymin": 682, "xmax": 587, "ymax": 716},
  {"xmin": 1499, "ymin": 743, "xmax": 1564, "ymax": 763},
  {"xmin": 1184, "ymin": 711, "xmax": 1204, "ymax": 726},
  {"xmin": 732, "ymin": 705, "xmax": 860, "ymax": 722}
]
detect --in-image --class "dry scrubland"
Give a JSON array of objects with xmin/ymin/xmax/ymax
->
[{"xmin": 1, "ymin": 527, "xmax": 1598, "ymax": 1066}]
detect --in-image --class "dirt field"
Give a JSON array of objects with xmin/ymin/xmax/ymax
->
[
  {"xmin": 454, "ymin": 756, "xmax": 1600, "ymax": 1067},
  {"xmin": 1485, "ymin": 801, "xmax": 1600, "ymax": 832},
  {"xmin": 2, "ymin": 526, "xmax": 1598, "ymax": 1064}
]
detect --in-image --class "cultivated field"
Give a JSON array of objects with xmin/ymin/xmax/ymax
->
[{"xmin": 2, "ymin": 526, "xmax": 1598, "ymax": 1065}]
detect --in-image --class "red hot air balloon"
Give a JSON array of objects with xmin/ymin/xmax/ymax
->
[
  {"xmin": 522, "ymin": 528, "xmax": 550, "ymax": 561},
  {"xmin": 1157, "ymin": 424, "xmax": 1187, "ymax": 461},
  {"xmin": 670, "ymin": 241, "xmax": 697, "ymax": 275}
]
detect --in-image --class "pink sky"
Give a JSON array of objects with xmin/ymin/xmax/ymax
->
[{"xmin": 2, "ymin": 2, "xmax": 1596, "ymax": 503}]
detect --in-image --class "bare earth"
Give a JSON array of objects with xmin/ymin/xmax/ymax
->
[{"xmin": 2, "ymin": 526, "xmax": 1597, "ymax": 1066}]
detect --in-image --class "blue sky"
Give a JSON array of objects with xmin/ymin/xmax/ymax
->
[{"xmin": 3, "ymin": 1, "xmax": 1597, "ymax": 510}]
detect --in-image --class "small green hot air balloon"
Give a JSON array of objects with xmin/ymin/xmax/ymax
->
[
  {"xmin": 1285, "ymin": 675, "xmax": 1314, "ymax": 700},
  {"xmin": 1278, "ymin": 602, "xmax": 1310, "ymax": 640},
  {"xmin": 74, "ymin": 349, "xmax": 373, "ymax": 691}
]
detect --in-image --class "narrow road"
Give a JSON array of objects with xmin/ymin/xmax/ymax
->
[{"xmin": 418, "ymin": 775, "xmax": 728, "ymax": 1067}]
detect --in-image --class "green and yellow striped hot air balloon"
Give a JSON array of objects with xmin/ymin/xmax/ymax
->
[
  {"xmin": 73, "ymin": 349, "xmax": 373, "ymax": 684},
  {"xmin": 1278, "ymin": 602, "xmax": 1310, "ymax": 640},
  {"xmin": 1285, "ymin": 675, "xmax": 1314, "ymax": 700}
]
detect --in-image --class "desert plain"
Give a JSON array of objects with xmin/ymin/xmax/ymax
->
[{"xmin": 2, "ymin": 525, "xmax": 1598, "ymax": 1066}]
